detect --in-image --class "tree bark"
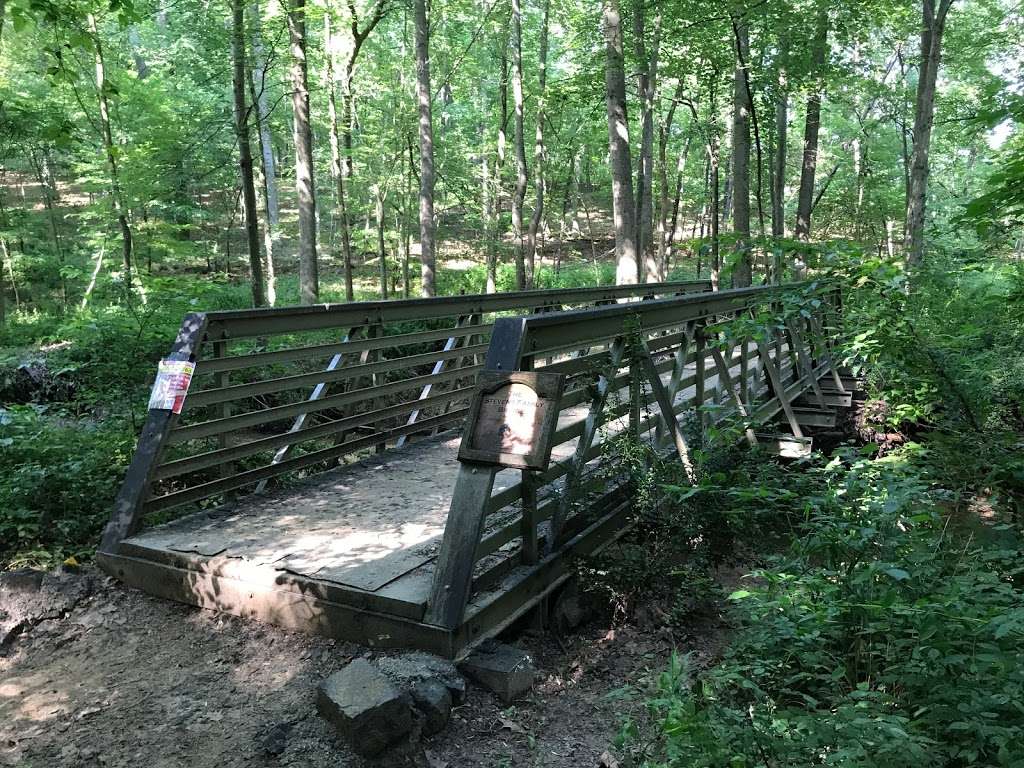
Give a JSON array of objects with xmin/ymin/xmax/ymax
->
[
  {"xmin": 287, "ymin": 0, "xmax": 319, "ymax": 304},
  {"xmin": 232, "ymin": 0, "xmax": 266, "ymax": 307},
  {"xmin": 656, "ymin": 82, "xmax": 683, "ymax": 279},
  {"xmin": 793, "ymin": 4, "xmax": 828, "ymax": 252},
  {"xmin": 771, "ymin": 59, "xmax": 787, "ymax": 238},
  {"xmin": 375, "ymin": 186, "xmax": 388, "ymax": 298},
  {"xmin": 249, "ymin": 0, "xmax": 277, "ymax": 304},
  {"xmin": 88, "ymin": 13, "xmax": 134, "ymax": 279},
  {"xmin": 510, "ymin": 0, "xmax": 529, "ymax": 289},
  {"xmin": 731, "ymin": 18, "xmax": 752, "ymax": 287},
  {"xmin": 634, "ymin": 7, "xmax": 659, "ymax": 282},
  {"xmin": 325, "ymin": 13, "xmax": 355, "ymax": 301},
  {"xmin": 603, "ymin": 0, "xmax": 638, "ymax": 285},
  {"xmin": 414, "ymin": 0, "xmax": 436, "ymax": 296},
  {"xmin": 525, "ymin": 0, "xmax": 550, "ymax": 290},
  {"xmin": 905, "ymin": 0, "xmax": 955, "ymax": 268}
]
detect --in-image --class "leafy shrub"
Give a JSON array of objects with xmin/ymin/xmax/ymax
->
[
  {"xmin": 636, "ymin": 451, "xmax": 1024, "ymax": 767},
  {"xmin": 0, "ymin": 405, "xmax": 134, "ymax": 568}
]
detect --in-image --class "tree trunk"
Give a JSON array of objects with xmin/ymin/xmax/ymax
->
[
  {"xmin": 287, "ymin": 0, "xmax": 319, "ymax": 304},
  {"xmin": 634, "ymin": 7, "xmax": 659, "ymax": 282},
  {"xmin": 510, "ymin": 0, "xmax": 529, "ymax": 290},
  {"xmin": 771, "ymin": 61, "xmax": 787, "ymax": 237},
  {"xmin": 710, "ymin": 130, "xmax": 721, "ymax": 290},
  {"xmin": 525, "ymin": 0, "xmax": 550, "ymax": 290},
  {"xmin": 325, "ymin": 13, "xmax": 355, "ymax": 301},
  {"xmin": 376, "ymin": 187, "xmax": 388, "ymax": 298},
  {"xmin": 905, "ymin": 0, "xmax": 955, "ymax": 268},
  {"xmin": 249, "ymin": 1, "xmax": 277, "ymax": 305},
  {"xmin": 232, "ymin": 0, "xmax": 266, "ymax": 307},
  {"xmin": 731, "ymin": 18, "xmax": 752, "ymax": 287},
  {"xmin": 793, "ymin": 4, "xmax": 828, "ymax": 252},
  {"xmin": 655, "ymin": 82, "xmax": 683, "ymax": 280},
  {"xmin": 667, "ymin": 137, "xmax": 690, "ymax": 256},
  {"xmin": 414, "ymin": 0, "xmax": 436, "ymax": 296},
  {"xmin": 88, "ymin": 13, "xmax": 134, "ymax": 279},
  {"xmin": 603, "ymin": 0, "xmax": 638, "ymax": 285}
]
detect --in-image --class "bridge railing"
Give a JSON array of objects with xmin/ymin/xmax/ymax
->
[
  {"xmin": 426, "ymin": 281, "xmax": 844, "ymax": 633},
  {"xmin": 100, "ymin": 280, "xmax": 710, "ymax": 551}
]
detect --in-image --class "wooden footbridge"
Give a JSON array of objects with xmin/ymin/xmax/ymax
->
[{"xmin": 98, "ymin": 279, "xmax": 848, "ymax": 657}]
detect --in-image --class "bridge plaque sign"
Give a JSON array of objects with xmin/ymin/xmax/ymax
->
[{"xmin": 459, "ymin": 371, "xmax": 565, "ymax": 470}]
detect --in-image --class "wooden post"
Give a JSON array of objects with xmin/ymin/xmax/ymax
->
[
  {"xmin": 425, "ymin": 317, "xmax": 527, "ymax": 630},
  {"xmin": 100, "ymin": 313, "xmax": 209, "ymax": 552},
  {"xmin": 694, "ymin": 322, "xmax": 707, "ymax": 432}
]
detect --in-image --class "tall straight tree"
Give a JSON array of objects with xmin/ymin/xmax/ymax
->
[
  {"xmin": 771, "ymin": 40, "xmax": 787, "ymax": 239},
  {"xmin": 510, "ymin": 0, "xmax": 529, "ymax": 289},
  {"xmin": 231, "ymin": 0, "xmax": 265, "ymax": 307},
  {"xmin": 731, "ymin": 17, "xmax": 752, "ymax": 287},
  {"xmin": 87, "ymin": 13, "xmax": 133, "ymax": 279},
  {"xmin": 655, "ymin": 81, "xmax": 683, "ymax": 279},
  {"xmin": 325, "ymin": 13, "xmax": 355, "ymax": 301},
  {"xmin": 633, "ymin": 6, "xmax": 659, "ymax": 282},
  {"xmin": 603, "ymin": 0, "xmax": 637, "ymax": 285},
  {"xmin": 525, "ymin": 0, "xmax": 550, "ymax": 288},
  {"xmin": 905, "ymin": 0, "xmax": 956, "ymax": 268},
  {"xmin": 287, "ymin": 0, "xmax": 318, "ymax": 303},
  {"xmin": 793, "ymin": 3, "xmax": 828, "ymax": 253},
  {"xmin": 414, "ymin": 0, "xmax": 436, "ymax": 296},
  {"xmin": 249, "ymin": 0, "xmax": 277, "ymax": 305}
]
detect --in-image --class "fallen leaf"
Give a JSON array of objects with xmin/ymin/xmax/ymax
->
[
  {"xmin": 496, "ymin": 716, "xmax": 526, "ymax": 734},
  {"xmin": 598, "ymin": 750, "xmax": 620, "ymax": 768}
]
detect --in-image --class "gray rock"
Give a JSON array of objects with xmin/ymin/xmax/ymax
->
[
  {"xmin": 317, "ymin": 659, "xmax": 413, "ymax": 757},
  {"xmin": 458, "ymin": 641, "xmax": 536, "ymax": 703},
  {"xmin": 410, "ymin": 679, "xmax": 451, "ymax": 736},
  {"xmin": 259, "ymin": 722, "xmax": 292, "ymax": 757},
  {"xmin": 551, "ymin": 581, "xmax": 590, "ymax": 633},
  {"xmin": 376, "ymin": 652, "xmax": 466, "ymax": 705}
]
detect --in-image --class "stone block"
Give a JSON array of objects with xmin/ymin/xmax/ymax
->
[
  {"xmin": 317, "ymin": 659, "xmax": 413, "ymax": 757},
  {"xmin": 410, "ymin": 679, "xmax": 451, "ymax": 735},
  {"xmin": 459, "ymin": 641, "xmax": 535, "ymax": 703}
]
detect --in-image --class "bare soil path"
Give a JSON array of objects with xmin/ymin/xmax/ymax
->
[{"xmin": 1, "ymin": 569, "xmax": 729, "ymax": 768}]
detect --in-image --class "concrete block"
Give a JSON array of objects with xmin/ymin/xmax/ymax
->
[
  {"xmin": 317, "ymin": 658, "xmax": 413, "ymax": 757},
  {"xmin": 410, "ymin": 679, "xmax": 451, "ymax": 735},
  {"xmin": 459, "ymin": 641, "xmax": 536, "ymax": 703},
  {"xmin": 376, "ymin": 652, "xmax": 466, "ymax": 705}
]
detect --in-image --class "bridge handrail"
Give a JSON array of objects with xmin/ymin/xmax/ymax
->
[
  {"xmin": 99, "ymin": 279, "xmax": 711, "ymax": 552},
  {"xmin": 426, "ymin": 280, "xmax": 843, "ymax": 631}
]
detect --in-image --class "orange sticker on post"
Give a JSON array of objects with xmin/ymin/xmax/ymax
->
[{"xmin": 148, "ymin": 359, "xmax": 196, "ymax": 414}]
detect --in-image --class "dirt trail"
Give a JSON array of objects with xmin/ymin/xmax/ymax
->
[{"xmin": 1, "ymin": 569, "xmax": 728, "ymax": 768}]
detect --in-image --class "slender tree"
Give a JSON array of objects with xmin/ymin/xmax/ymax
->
[
  {"xmin": 231, "ymin": 0, "xmax": 265, "ymax": 307},
  {"xmin": 413, "ymin": 0, "xmax": 436, "ymax": 296},
  {"xmin": 794, "ymin": 4, "xmax": 829, "ymax": 254},
  {"xmin": 634, "ymin": 7, "xmax": 659, "ymax": 282},
  {"xmin": 248, "ymin": 0, "xmax": 277, "ymax": 304},
  {"xmin": 732, "ymin": 17, "xmax": 752, "ymax": 287},
  {"xmin": 325, "ymin": 13, "xmax": 356, "ymax": 301},
  {"xmin": 905, "ymin": 0, "xmax": 956, "ymax": 267},
  {"xmin": 287, "ymin": 0, "xmax": 318, "ymax": 303},
  {"xmin": 87, "ymin": 13, "xmax": 133, "ymax": 279},
  {"xmin": 525, "ymin": 0, "xmax": 550, "ymax": 288},
  {"xmin": 510, "ymin": 0, "xmax": 528, "ymax": 289}
]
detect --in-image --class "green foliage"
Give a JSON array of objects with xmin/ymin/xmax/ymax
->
[
  {"xmin": 0, "ymin": 405, "xmax": 133, "ymax": 569},
  {"xmin": 636, "ymin": 451, "xmax": 1024, "ymax": 768}
]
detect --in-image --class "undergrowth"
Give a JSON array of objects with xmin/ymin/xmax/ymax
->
[
  {"xmin": 627, "ymin": 448, "xmax": 1024, "ymax": 767},
  {"xmin": 613, "ymin": 256, "xmax": 1024, "ymax": 767}
]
